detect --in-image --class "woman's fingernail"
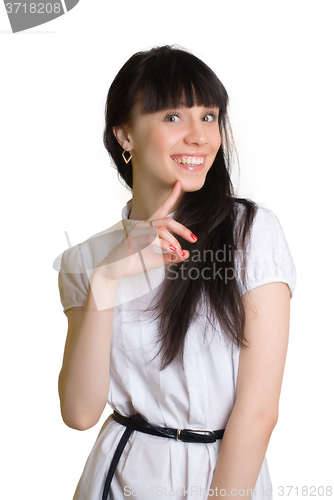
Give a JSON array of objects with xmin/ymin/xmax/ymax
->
[
  {"xmin": 179, "ymin": 248, "xmax": 185, "ymax": 256},
  {"xmin": 169, "ymin": 245, "xmax": 177, "ymax": 251},
  {"xmin": 190, "ymin": 233, "xmax": 198, "ymax": 241}
]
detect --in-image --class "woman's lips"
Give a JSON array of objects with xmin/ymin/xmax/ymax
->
[{"xmin": 170, "ymin": 154, "xmax": 207, "ymax": 170}]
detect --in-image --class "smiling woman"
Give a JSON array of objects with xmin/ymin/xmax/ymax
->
[{"xmin": 57, "ymin": 45, "xmax": 297, "ymax": 500}]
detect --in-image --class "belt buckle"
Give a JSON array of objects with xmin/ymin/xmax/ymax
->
[{"xmin": 176, "ymin": 428, "xmax": 215, "ymax": 441}]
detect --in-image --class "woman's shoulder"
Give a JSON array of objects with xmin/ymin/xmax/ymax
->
[
  {"xmin": 233, "ymin": 199, "xmax": 281, "ymax": 235},
  {"xmin": 232, "ymin": 199, "xmax": 297, "ymax": 297},
  {"xmin": 56, "ymin": 219, "xmax": 128, "ymax": 313}
]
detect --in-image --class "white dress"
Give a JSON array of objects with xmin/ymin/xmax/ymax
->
[{"xmin": 58, "ymin": 200, "xmax": 297, "ymax": 500}]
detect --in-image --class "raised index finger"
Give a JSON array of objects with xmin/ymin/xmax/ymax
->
[{"xmin": 147, "ymin": 180, "xmax": 182, "ymax": 222}]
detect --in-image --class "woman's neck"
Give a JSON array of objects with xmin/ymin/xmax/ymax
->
[{"xmin": 128, "ymin": 190, "xmax": 181, "ymax": 221}]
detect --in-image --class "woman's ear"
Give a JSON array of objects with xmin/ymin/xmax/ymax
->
[{"xmin": 113, "ymin": 125, "xmax": 133, "ymax": 151}]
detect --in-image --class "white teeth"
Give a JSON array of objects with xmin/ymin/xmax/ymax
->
[{"xmin": 173, "ymin": 157, "xmax": 205, "ymax": 166}]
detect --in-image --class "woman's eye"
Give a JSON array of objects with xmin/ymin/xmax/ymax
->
[
  {"xmin": 164, "ymin": 114, "xmax": 180, "ymax": 122},
  {"xmin": 202, "ymin": 114, "xmax": 216, "ymax": 122}
]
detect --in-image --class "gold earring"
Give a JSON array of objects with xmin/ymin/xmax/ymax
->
[{"xmin": 122, "ymin": 150, "xmax": 132, "ymax": 164}]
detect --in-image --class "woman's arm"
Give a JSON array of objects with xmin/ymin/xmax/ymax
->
[
  {"xmin": 58, "ymin": 273, "xmax": 121, "ymax": 431},
  {"xmin": 208, "ymin": 281, "xmax": 291, "ymax": 499}
]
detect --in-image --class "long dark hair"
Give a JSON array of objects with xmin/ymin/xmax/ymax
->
[{"xmin": 103, "ymin": 45, "xmax": 258, "ymax": 370}]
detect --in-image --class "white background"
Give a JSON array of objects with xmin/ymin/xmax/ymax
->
[{"xmin": 1, "ymin": 1, "xmax": 333, "ymax": 498}]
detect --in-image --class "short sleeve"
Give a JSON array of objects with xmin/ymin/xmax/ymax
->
[
  {"xmin": 236, "ymin": 205, "xmax": 297, "ymax": 298},
  {"xmin": 58, "ymin": 243, "xmax": 90, "ymax": 314}
]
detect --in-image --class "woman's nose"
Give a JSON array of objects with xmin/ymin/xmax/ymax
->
[{"xmin": 183, "ymin": 121, "xmax": 207, "ymax": 146}]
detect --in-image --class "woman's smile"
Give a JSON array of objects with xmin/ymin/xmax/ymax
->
[
  {"xmin": 170, "ymin": 153, "xmax": 207, "ymax": 171},
  {"xmin": 170, "ymin": 153, "xmax": 207, "ymax": 166}
]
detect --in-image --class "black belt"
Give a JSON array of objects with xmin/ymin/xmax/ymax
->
[{"xmin": 102, "ymin": 411, "xmax": 225, "ymax": 500}]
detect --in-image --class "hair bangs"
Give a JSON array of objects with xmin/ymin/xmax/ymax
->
[{"xmin": 135, "ymin": 48, "xmax": 227, "ymax": 115}]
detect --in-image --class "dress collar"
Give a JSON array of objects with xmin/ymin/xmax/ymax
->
[{"xmin": 121, "ymin": 198, "xmax": 176, "ymax": 232}]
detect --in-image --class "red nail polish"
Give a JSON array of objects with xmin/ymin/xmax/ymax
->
[
  {"xmin": 179, "ymin": 248, "xmax": 185, "ymax": 256},
  {"xmin": 190, "ymin": 233, "xmax": 198, "ymax": 241},
  {"xmin": 169, "ymin": 245, "xmax": 177, "ymax": 251}
]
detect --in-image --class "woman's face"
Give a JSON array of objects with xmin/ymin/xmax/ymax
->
[{"xmin": 118, "ymin": 104, "xmax": 222, "ymax": 192}]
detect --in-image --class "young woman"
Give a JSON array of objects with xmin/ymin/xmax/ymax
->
[{"xmin": 57, "ymin": 45, "xmax": 297, "ymax": 500}]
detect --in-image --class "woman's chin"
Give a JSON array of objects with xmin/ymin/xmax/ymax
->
[{"xmin": 175, "ymin": 174, "xmax": 206, "ymax": 192}]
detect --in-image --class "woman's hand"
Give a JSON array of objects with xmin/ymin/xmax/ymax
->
[{"xmin": 94, "ymin": 180, "xmax": 197, "ymax": 283}]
